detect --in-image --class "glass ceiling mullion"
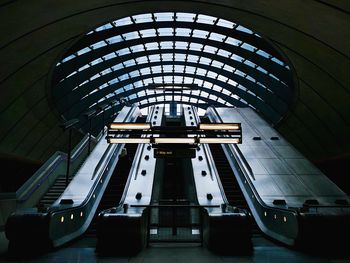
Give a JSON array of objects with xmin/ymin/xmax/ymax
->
[
  {"xmin": 151, "ymin": 13, "xmax": 166, "ymax": 102},
  {"xmin": 155, "ymin": 30, "xmax": 164, "ymax": 87},
  {"xmin": 130, "ymin": 16, "xmax": 149, "ymax": 102},
  {"xmin": 188, "ymin": 14, "xmax": 199, "ymax": 99},
  {"xmin": 180, "ymin": 13, "xmax": 198, "ymax": 97}
]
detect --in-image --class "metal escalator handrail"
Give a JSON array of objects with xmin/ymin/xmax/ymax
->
[
  {"xmin": 201, "ymin": 143, "xmax": 230, "ymax": 205},
  {"xmin": 233, "ymin": 144, "xmax": 255, "ymax": 180},
  {"xmin": 91, "ymin": 143, "xmax": 113, "ymax": 180},
  {"xmin": 48, "ymin": 106, "xmax": 139, "ymax": 215}
]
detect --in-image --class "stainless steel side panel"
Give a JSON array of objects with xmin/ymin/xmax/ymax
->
[
  {"xmin": 213, "ymin": 107, "xmax": 349, "ymax": 207},
  {"xmin": 122, "ymin": 105, "xmax": 165, "ymax": 214}
]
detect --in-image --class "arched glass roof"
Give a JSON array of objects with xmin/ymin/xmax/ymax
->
[{"xmin": 51, "ymin": 12, "xmax": 295, "ymax": 128}]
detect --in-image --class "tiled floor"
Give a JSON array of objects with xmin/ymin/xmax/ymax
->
[{"xmin": 0, "ymin": 236, "xmax": 348, "ymax": 263}]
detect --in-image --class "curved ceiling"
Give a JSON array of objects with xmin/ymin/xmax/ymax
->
[
  {"xmin": 0, "ymin": 1, "xmax": 350, "ymax": 163},
  {"xmin": 51, "ymin": 12, "xmax": 294, "ymax": 129}
]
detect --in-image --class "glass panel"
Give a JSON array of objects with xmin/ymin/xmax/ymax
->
[
  {"xmin": 185, "ymin": 66, "xmax": 195, "ymax": 74},
  {"xmin": 123, "ymin": 32, "xmax": 139, "ymax": 40},
  {"xmin": 140, "ymin": 29, "xmax": 157, "ymax": 38},
  {"xmin": 103, "ymin": 52, "xmax": 117, "ymax": 60},
  {"xmin": 222, "ymin": 89, "xmax": 231, "ymax": 96},
  {"xmin": 203, "ymin": 81, "xmax": 213, "ymax": 89},
  {"xmin": 176, "ymin": 28, "xmax": 191, "ymax": 37},
  {"xmin": 211, "ymin": 60, "xmax": 224, "ymax": 68},
  {"xmin": 175, "ymin": 65, "xmax": 185, "ymax": 72},
  {"xmin": 187, "ymin": 54, "xmax": 199, "ymax": 62},
  {"xmin": 163, "ymin": 65, "xmax": 173, "ymax": 72},
  {"xmin": 225, "ymin": 37, "xmax": 241, "ymax": 46},
  {"xmin": 91, "ymin": 41, "xmax": 107, "ymax": 50},
  {"xmin": 130, "ymin": 44, "xmax": 144, "ymax": 53},
  {"xmin": 78, "ymin": 64, "xmax": 89, "ymax": 72},
  {"xmin": 129, "ymin": 70, "xmax": 140, "ymax": 78},
  {"xmin": 217, "ymin": 49, "xmax": 231, "ymax": 58},
  {"xmin": 217, "ymin": 75, "xmax": 227, "ymax": 82},
  {"xmin": 184, "ymin": 77, "xmax": 193, "ymax": 84},
  {"xmin": 197, "ymin": 14, "xmax": 216, "ymax": 25},
  {"xmin": 246, "ymin": 75, "xmax": 256, "ymax": 82},
  {"xmin": 203, "ymin": 45, "xmax": 218, "ymax": 54},
  {"xmin": 149, "ymin": 54, "xmax": 161, "ymax": 62},
  {"xmin": 228, "ymin": 79, "xmax": 238, "ymax": 86},
  {"xmin": 133, "ymin": 13, "xmax": 153, "ymax": 23},
  {"xmin": 152, "ymin": 66, "xmax": 162, "ymax": 73},
  {"xmin": 217, "ymin": 18, "xmax": 235, "ymax": 29},
  {"xmin": 244, "ymin": 59, "xmax": 256, "ymax": 68},
  {"xmin": 175, "ymin": 41, "xmax": 188, "ymax": 49},
  {"xmin": 176, "ymin": 12, "xmax": 196, "ymax": 22},
  {"xmin": 106, "ymin": 35, "xmax": 123, "ymax": 44},
  {"xmin": 155, "ymin": 12, "xmax": 174, "ymax": 21},
  {"xmin": 257, "ymin": 66, "xmax": 268, "ymax": 74},
  {"xmin": 160, "ymin": 42, "xmax": 173, "ymax": 49},
  {"xmin": 241, "ymin": 43, "xmax": 256, "ymax": 52},
  {"xmin": 175, "ymin": 53, "xmax": 186, "ymax": 61},
  {"xmin": 161, "ymin": 53, "xmax": 173, "ymax": 61},
  {"xmin": 209, "ymin": 32, "xmax": 225, "ymax": 42},
  {"xmin": 114, "ymin": 17, "xmax": 133, "ymax": 26},
  {"xmin": 271, "ymin": 57, "xmax": 284, "ymax": 66},
  {"xmin": 196, "ymin": 68, "xmax": 207, "ymax": 76},
  {"xmin": 140, "ymin": 67, "xmax": 151, "ymax": 75},
  {"xmin": 236, "ymin": 25, "xmax": 253, "ymax": 34},
  {"xmin": 256, "ymin": 49, "xmax": 270, "ymax": 58},
  {"xmin": 192, "ymin": 29, "xmax": 208, "ymax": 39},
  {"xmin": 77, "ymin": 47, "xmax": 91, "ymax": 56},
  {"xmin": 117, "ymin": 48, "xmax": 130, "ymax": 56},
  {"xmin": 95, "ymin": 23, "xmax": 113, "ymax": 32},
  {"xmin": 91, "ymin": 58, "xmax": 104, "ymax": 66},
  {"xmin": 123, "ymin": 59, "xmax": 136, "ymax": 67},
  {"xmin": 136, "ymin": 56, "xmax": 148, "ymax": 64},
  {"xmin": 158, "ymin": 28, "xmax": 173, "ymax": 36},
  {"xmin": 199, "ymin": 57, "xmax": 211, "ymax": 65},
  {"xmin": 207, "ymin": 71, "xmax": 218, "ymax": 79},
  {"xmin": 145, "ymin": 42, "xmax": 158, "ymax": 50},
  {"xmin": 189, "ymin": 43, "xmax": 203, "ymax": 51},
  {"xmin": 217, "ymin": 97, "xmax": 226, "ymax": 104}
]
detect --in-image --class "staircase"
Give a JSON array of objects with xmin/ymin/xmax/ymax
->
[
  {"xmin": 39, "ymin": 175, "xmax": 72, "ymax": 207},
  {"xmin": 38, "ymin": 153, "xmax": 87, "ymax": 208}
]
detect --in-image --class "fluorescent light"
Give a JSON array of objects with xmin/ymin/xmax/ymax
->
[
  {"xmin": 109, "ymin": 123, "xmax": 151, "ymax": 130},
  {"xmin": 154, "ymin": 138, "xmax": 196, "ymax": 144},
  {"xmin": 108, "ymin": 138, "xmax": 150, "ymax": 144},
  {"xmin": 199, "ymin": 123, "xmax": 240, "ymax": 130},
  {"xmin": 108, "ymin": 137, "xmax": 240, "ymax": 144},
  {"xmin": 199, "ymin": 138, "xmax": 241, "ymax": 144}
]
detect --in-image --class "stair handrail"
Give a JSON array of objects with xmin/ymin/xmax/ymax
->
[{"xmin": 16, "ymin": 132, "xmax": 100, "ymax": 204}]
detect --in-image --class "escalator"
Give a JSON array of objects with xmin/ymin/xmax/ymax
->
[
  {"xmin": 209, "ymin": 144, "xmax": 247, "ymax": 209},
  {"xmin": 208, "ymin": 143, "xmax": 259, "ymax": 235},
  {"xmin": 85, "ymin": 143, "xmax": 137, "ymax": 237},
  {"xmin": 200, "ymin": 116, "xmax": 259, "ymax": 235},
  {"xmin": 85, "ymin": 116, "xmax": 146, "ymax": 237}
]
